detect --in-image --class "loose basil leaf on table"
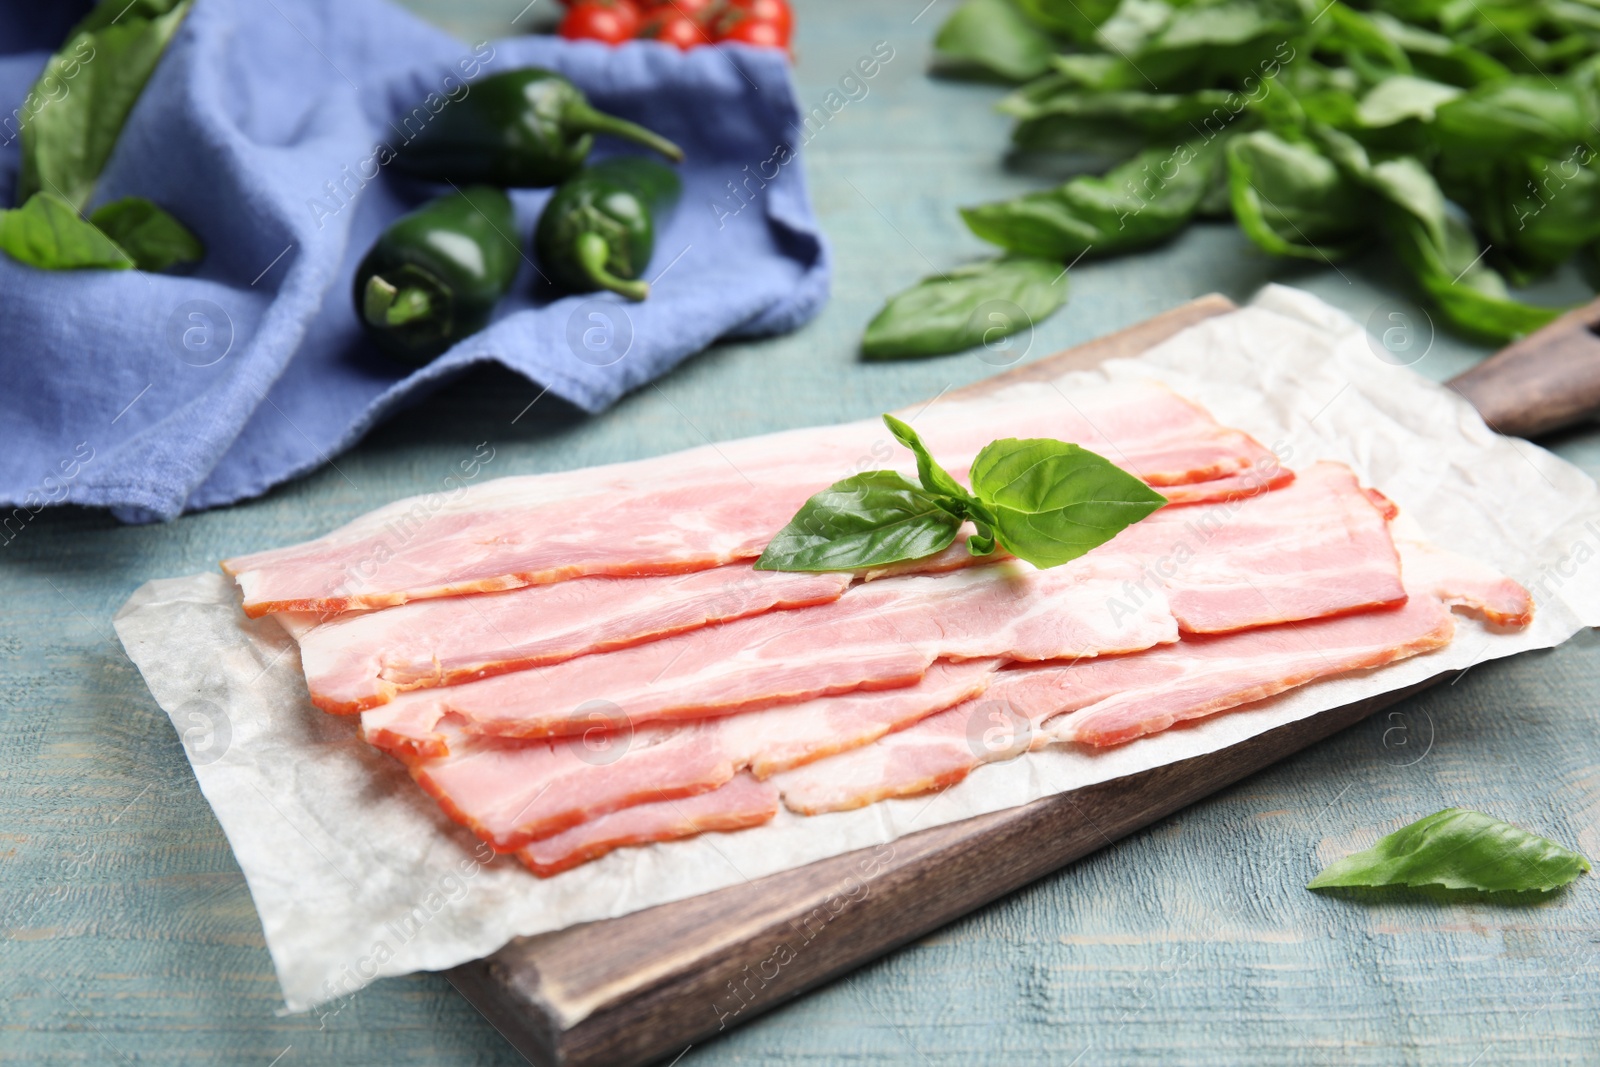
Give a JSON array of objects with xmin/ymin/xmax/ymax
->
[
  {"xmin": 861, "ymin": 256, "xmax": 1067, "ymax": 361},
  {"xmin": 967, "ymin": 437, "xmax": 1167, "ymax": 568},
  {"xmin": 90, "ymin": 197, "xmax": 203, "ymax": 272},
  {"xmin": 964, "ymin": 136, "xmax": 1225, "ymax": 261},
  {"xmin": 753, "ymin": 471, "xmax": 963, "ymax": 572},
  {"xmin": 1308, "ymin": 808, "xmax": 1591, "ymax": 894},
  {"xmin": 0, "ymin": 192, "xmax": 135, "ymax": 270},
  {"xmin": 934, "ymin": 0, "xmax": 1057, "ymax": 82},
  {"xmin": 19, "ymin": 1, "xmax": 194, "ymax": 213}
]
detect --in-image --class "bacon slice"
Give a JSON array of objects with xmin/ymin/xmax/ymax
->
[
  {"xmin": 772, "ymin": 585, "xmax": 1462, "ymax": 815},
  {"xmin": 516, "ymin": 774, "xmax": 779, "ymax": 878},
  {"xmin": 361, "ymin": 559, "xmax": 1178, "ymax": 758},
  {"xmin": 1110, "ymin": 462, "xmax": 1406, "ymax": 633},
  {"xmin": 291, "ymin": 566, "xmax": 852, "ymax": 714},
  {"xmin": 1395, "ymin": 538, "xmax": 1534, "ymax": 628},
  {"xmin": 406, "ymin": 717, "xmax": 731, "ymax": 849},
  {"xmin": 223, "ymin": 382, "xmax": 1286, "ymax": 616},
  {"xmin": 396, "ymin": 660, "xmax": 999, "ymax": 850}
]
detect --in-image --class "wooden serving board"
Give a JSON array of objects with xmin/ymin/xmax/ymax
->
[{"xmin": 446, "ymin": 293, "xmax": 1598, "ymax": 1067}]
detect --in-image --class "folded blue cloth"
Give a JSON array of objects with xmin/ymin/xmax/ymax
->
[{"xmin": 0, "ymin": 0, "xmax": 828, "ymax": 523}]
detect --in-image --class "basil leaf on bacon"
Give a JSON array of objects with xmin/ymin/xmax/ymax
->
[
  {"xmin": 754, "ymin": 471, "xmax": 963, "ymax": 572},
  {"xmin": 968, "ymin": 437, "xmax": 1167, "ymax": 568}
]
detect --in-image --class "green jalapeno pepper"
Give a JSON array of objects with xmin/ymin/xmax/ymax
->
[
  {"xmin": 394, "ymin": 69, "xmax": 683, "ymax": 188},
  {"xmin": 353, "ymin": 186, "xmax": 519, "ymax": 365},
  {"xmin": 534, "ymin": 157, "xmax": 681, "ymax": 301}
]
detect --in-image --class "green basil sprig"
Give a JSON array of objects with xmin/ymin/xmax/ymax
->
[
  {"xmin": 754, "ymin": 414, "xmax": 1166, "ymax": 572},
  {"xmin": 1, "ymin": 0, "xmax": 203, "ymax": 273},
  {"xmin": 1308, "ymin": 809, "xmax": 1591, "ymax": 895}
]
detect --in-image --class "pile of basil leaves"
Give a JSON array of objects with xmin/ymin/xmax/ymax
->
[
  {"xmin": 865, "ymin": 0, "xmax": 1600, "ymax": 358},
  {"xmin": 0, "ymin": 0, "xmax": 203, "ymax": 274}
]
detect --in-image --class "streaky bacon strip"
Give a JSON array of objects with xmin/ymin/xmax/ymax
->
[
  {"xmin": 515, "ymin": 774, "xmax": 779, "ymax": 877},
  {"xmin": 405, "ymin": 718, "xmax": 732, "ymax": 849},
  {"xmin": 359, "ymin": 559, "xmax": 1177, "ymax": 757},
  {"xmin": 1395, "ymin": 538, "xmax": 1534, "ymax": 628},
  {"xmin": 293, "ymin": 566, "xmax": 852, "ymax": 714},
  {"xmin": 1110, "ymin": 463, "xmax": 1406, "ymax": 633},
  {"xmin": 223, "ymin": 381, "xmax": 1287, "ymax": 616},
  {"xmin": 772, "ymin": 580, "xmax": 1466, "ymax": 815},
  {"xmin": 392, "ymin": 660, "xmax": 999, "ymax": 850}
]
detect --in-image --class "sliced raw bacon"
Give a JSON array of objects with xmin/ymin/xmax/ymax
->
[
  {"xmin": 772, "ymin": 581, "xmax": 1468, "ymax": 815},
  {"xmin": 361, "ymin": 559, "xmax": 1178, "ymax": 758},
  {"xmin": 1395, "ymin": 538, "xmax": 1534, "ymax": 628},
  {"xmin": 1110, "ymin": 462, "xmax": 1406, "ymax": 633},
  {"xmin": 223, "ymin": 381, "xmax": 1286, "ymax": 616},
  {"xmin": 722, "ymin": 659, "xmax": 1002, "ymax": 777},
  {"xmin": 407, "ymin": 717, "xmax": 729, "ymax": 848},
  {"xmin": 310, "ymin": 460, "xmax": 1392, "ymax": 716},
  {"xmin": 516, "ymin": 774, "xmax": 779, "ymax": 877},
  {"xmin": 294, "ymin": 566, "xmax": 852, "ymax": 714},
  {"xmin": 397, "ymin": 660, "xmax": 999, "ymax": 851}
]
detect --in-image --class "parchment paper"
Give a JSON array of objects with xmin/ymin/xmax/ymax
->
[{"xmin": 114, "ymin": 286, "xmax": 1600, "ymax": 1015}]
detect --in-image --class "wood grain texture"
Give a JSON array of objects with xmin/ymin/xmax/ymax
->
[
  {"xmin": 1448, "ymin": 295, "xmax": 1600, "ymax": 439},
  {"xmin": 443, "ymin": 296, "xmax": 1245, "ymax": 1067},
  {"xmin": 2, "ymin": 2, "xmax": 1598, "ymax": 1066}
]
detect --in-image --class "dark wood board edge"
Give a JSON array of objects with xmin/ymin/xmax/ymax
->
[
  {"xmin": 1446, "ymin": 293, "xmax": 1600, "ymax": 440},
  {"xmin": 450, "ymin": 676, "xmax": 1444, "ymax": 1067}
]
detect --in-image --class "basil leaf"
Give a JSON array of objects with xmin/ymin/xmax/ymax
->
[
  {"xmin": 935, "ymin": 0, "xmax": 1057, "ymax": 82},
  {"xmin": 1014, "ymin": 0, "xmax": 1118, "ymax": 42},
  {"xmin": 0, "ymin": 191, "xmax": 135, "ymax": 270},
  {"xmin": 1365, "ymin": 12, "xmax": 1509, "ymax": 86},
  {"xmin": 968, "ymin": 437, "xmax": 1166, "ymax": 568},
  {"xmin": 1356, "ymin": 74, "xmax": 1461, "ymax": 126},
  {"xmin": 89, "ymin": 196, "xmax": 203, "ymax": 272},
  {"xmin": 1430, "ymin": 78, "xmax": 1594, "ymax": 159},
  {"xmin": 1308, "ymin": 808, "xmax": 1591, "ymax": 894},
  {"xmin": 1370, "ymin": 157, "xmax": 1564, "ymax": 341},
  {"xmin": 1105, "ymin": 1, "xmax": 1300, "ymax": 91},
  {"xmin": 964, "ymin": 136, "xmax": 1225, "ymax": 260},
  {"xmin": 862, "ymin": 256, "xmax": 1068, "ymax": 361},
  {"xmin": 753, "ymin": 471, "xmax": 963, "ymax": 572},
  {"xmin": 881, "ymin": 414, "xmax": 971, "ymax": 504},
  {"xmin": 1002, "ymin": 88, "xmax": 1239, "ymax": 153},
  {"xmin": 19, "ymin": 1, "xmax": 193, "ymax": 212},
  {"xmin": 1226, "ymin": 130, "xmax": 1368, "ymax": 261}
]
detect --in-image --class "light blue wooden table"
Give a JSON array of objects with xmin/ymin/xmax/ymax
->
[{"xmin": 4, "ymin": 2, "xmax": 1598, "ymax": 1064}]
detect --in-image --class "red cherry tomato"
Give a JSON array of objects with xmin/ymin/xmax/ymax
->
[
  {"xmin": 642, "ymin": 12, "xmax": 714, "ymax": 49},
  {"xmin": 726, "ymin": 0, "xmax": 792, "ymax": 38},
  {"xmin": 559, "ymin": 0, "xmax": 642, "ymax": 44},
  {"xmin": 640, "ymin": 0, "xmax": 719, "ymax": 18},
  {"xmin": 718, "ymin": 13, "xmax": 789, "ymax": 48}
]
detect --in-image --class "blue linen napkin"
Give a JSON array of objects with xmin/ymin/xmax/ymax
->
[{"xmin": 0, "ymin": 0, "xmax": 829, "ymax": 523}]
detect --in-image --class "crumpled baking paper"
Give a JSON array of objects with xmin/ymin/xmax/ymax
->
[{"xmin": 114, "ymin": 285, "xmax": 1600, "ymax": 1015}]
